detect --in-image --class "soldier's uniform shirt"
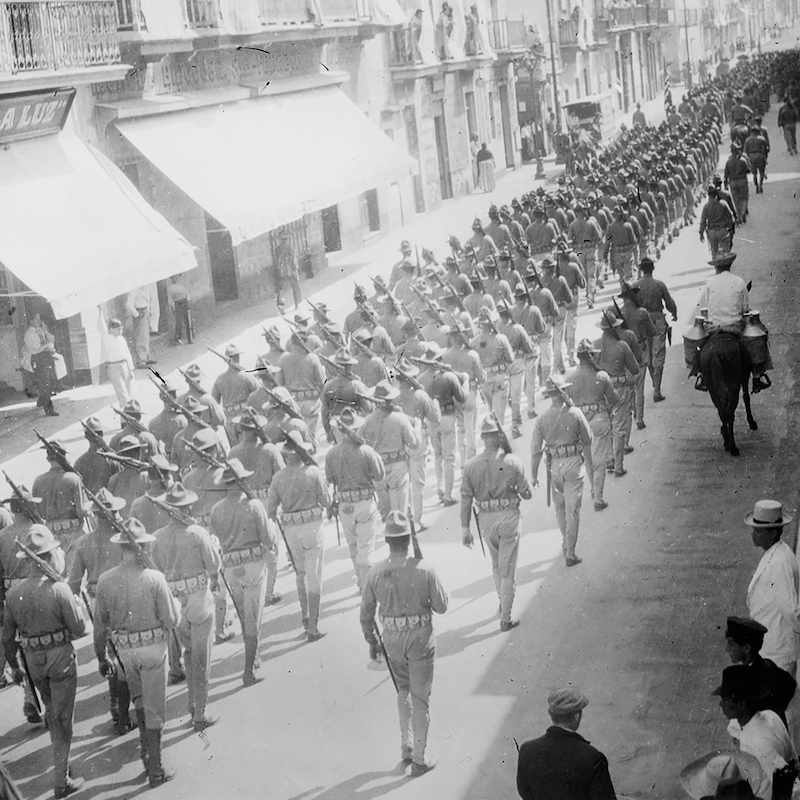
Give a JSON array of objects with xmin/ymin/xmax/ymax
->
[
  {"xmin": 148, "ymin": 409, "xmax": 187, "ymax": 452},
  {"xmin": 325, "ymin": 441, "xmax": 385, "ymax": 495},
  {"xmin": 699, "ymin": 271, "xmax": 750, "ymax": 327},
  {"xmin": 262, "ymin": 413, "xmax": 311, "ymax": 448},
  {"xmin": 0, "ymin": 507, "xmax": 11, "ymax": 530},
  {"xmin": 110, "ymin": 426, "xmax": 161, "ymax": 457},
  {"xmin": 466, "ymin": 232, "xmax": 499, "ymax": 263},
  {"xmin": 699, "ymin": 198, "xmax": 735, "ymax": 233},
  {"xmin": 471, "ymin": 330, "xmax": 513, "ymax": 373},
  {"xmin": 603, "ymin": 220, "xmax": 636, "ymax": 252},
  {"xmin": 594, "ymin": 336, "xmax": 639, "ymax": 379},
  {"xmin": 485, "ymin": 220, "xmax": 512, "ymax": 250},
  {"xmin": 0, "ymin": 517, "xmax": 33, "ymax": 591},
  {"xmin": 485, "ymin": 277, "xmax": 513, "ymax": 306},
  {"xmin": 531, "ymin": 406, "xmax": 593, "ymax": 454},
  {"xmin": 32, "ymin": 467, "xmax": 88, "ymax": 561},
  {"xmin": 524, "ymin": 220, "xmax": 558, "ymax": 254},
  {"xmin": 378, "ymin": 312, "xmax": 410, "ymax": 347},
  {"xmin": 67, "ymin": 520, "xmax": 123, "ymax": 598},
  {"xmin": 130, "ymin": 492, "xmax": 173, "ymax": 535},
  {"xmin": 635, "ymin": 276, "xmax": 677, "ymax": 319},
  {"xmin": 211, "ymin": 493, "xmax": 274, "ymax": 555},
  {"xmin": 353, "ymin": 353, "xmax": 389, "ymax": 387},
  {"xmin": 420, "ymin": 320, "xmax": 450, "ymax": 350},
  {"xmin": 512, "ymin": 303, "xmax": 546, "ymax": 340},
  {"xmin": 75, "ymin": 448, "xmax": 119, "ymax": 494},
  {"xmin": 724, "ymin": 153, "xmax": 751, "ymax": 183},
  {"xmin": 360, "ymin": 409, "xmax": 419, "ymax": 463},
  {"xmin": 212, "ymin": 368, "xmax": 260, "ymax": 420},
  {"xmin": 278, "ymin": 350, "xmax": 326, "ymax": 400},
  {"xmin": 177, "ymin": 389, "xmax": 226, "ymax": 430},
  {"xmin": 558, "ymin": 261, "xmax": 585, "ymax": 297},
  {"xmin": 109, "ymin": 468, "xmax": 149, "ymax": 520},
  {"xmin": 568, "ymin": 217, "xmax": 603, "ymax": 252},
  {"xmin": 621, "ymin": 306, "xmax": 656, "ymax": 363},
  {"xmin": 229, "ymin": 440, "xmax": 285, "ymax": 499},
  {"xmin": 267, "ymin": 465, "xmax": 329, "ymax": 519},
  {"xmin": 464, "ymin": 291, "xmax": 496, "ymax": 319},
  {"xmin": 321, "ymin": 374, "xmax": 371, "ymax": 435}
]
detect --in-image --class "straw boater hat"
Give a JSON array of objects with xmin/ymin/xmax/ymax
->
[
  {"xmin": 743, "ymin": 499, "xmax": 792, "ymax": 528},
  {"xmin": 110, "ymin": 517, "xmax": 156, "ymax": 545},
  {"xmin": 679, "ymin": 751, "xmax": 764, "ymax": 800}
]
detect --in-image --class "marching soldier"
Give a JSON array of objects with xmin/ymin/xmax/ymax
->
[
  {"xmin": 394, "ymin": 360, "xmax": 440, "ymax": 530},
  {"xmin": 210, "ymin": 459, "xmax": 273, "ymax": 682},
  {"xmin": 466, "ymin": 218, "xmax": 499, "ymax": 265},
  {"xmin": 3, "ymin": 526, "xmax": 87, "ymax": 798},
  {"xmin": 267, "ymin": 434, "xmax": 331, "ymax": 641},
  {"xmin": 152, "ymin": 483, "xmax": 222, "ymax": 731},
  {"xmin": 260, "ymin": 386, "xmax": 313, "ymax": 448},
  {"xmin": 148, "ymin": 377, "xmax": 188, "ymax": 453},
  {"xmin": 531, "ymin": 376, "xmax": 594, "ymax": 566},
  {"xmin": 389, "ymin": 240, "xmax": 415, "ymax": 289},
  {"xmin": 465, "ymin": 271, "xmax": 497, "ymax": 319},
  {"xmin": 538, "ymin": 257, "xmax": 574, "ymax": 376},
  {"xmin": 525, "ymin": 269, "xmax": 559, "ymax": 384},
  {"xmin": 723, "ymin": 142, "xmax": 751, "ymax": 223},
  {"xmin": 635, "ymin": 257, "xmax": 678, "ymax": 402},
  {"xmin": 94, "ymin": 518, "xmax": 180, "ymax": 788},
  {"xmin": 420, "ymin": 304, "xmax": 450, "ymax": 350},
  {"xmin": 351, "ymin": 329, "xmax": 391, "ymax": 387},
  {"xmin": 743, "ymin": 125, "xmax": 768, "ymax": 193},
  {"xmin": 110, "ymin": 400, "xmax": 161, "ymax": 456},
  {"xmin": 260, "ymin": 325, "xmax": 286, "ymax": 367},
  {"xmin": 326, "ymin": 409, "xmax": 386, "ymax": 592},
  {"xmin": 0, "ymin": 486, "xmax": 45, "ymax": 724},
  {"xmin": 229, "ymin": 410, "xmax": 284, "ymax": 606},
  {"xmin": 378, "ymin": 293, "xmax": 410, "ymax": 347},
  {"xmin": 484, "ymin": 257, "xmax": 513, "ymax": 307},
  {"xmin": 321, "ymin": 348, "xmax": 371, "ymax": 443},
  {"xmin": 461, "ymin": 417, "xmax": 532, "ymax": 630},
  {"xmin": 568, "ymin": 203, "xmax": 603, "ymax": 308},
  {"xmin": 472, "ymin": 308, "xmax": 513, "ymax": 425},
  {"xmin": 247, "ymin": 358, "xmax": 282, "ymax": 411},
  {"xmin": 358, "ymin": 301, "xmax": 396, "ymax": 364},
  {"xmin": 67, "ymin": 488, "xmax": 131, "ymax": 734},
  {"xmin": 360, "ymin": 381, "xmax": 419, "ymax": 522},
  {"xmin": 511, "ymin": 284, "xmax": 545, "ymax": 420},
  {"xmin": 289, "ymin": 309, "xmax": 323, "ymax": 351},
  {"xmin": 32, "ymin": 441, "xmax": 89, "ymax": 566},
  {"xmin": 567, "ymin": 340, "xmax": 618, "ymax": 512},
  {"xmin": 602, "ymin": 206, "xmax": 637, "ymax": 283},
  {"xmin": 594, "ymin": 310, "xmax": 639, "ymax": 477},
  {"xmin": 178, "ymin": 363, "xmax": 228, "ymax": 433},
  {"xmin": 618, "ymin": 284, "xmax": 656, "ymax": 433},
  {"xmin": 554, "ymin": 248, "xmax": 585, "ymax": 368},
  {"xmin": 129, "ymin": 455, "xmax": 178, "ymax": 535},
  {"xmin": 444, "ymin": 326, "xmax": 485, "ymax": 469},
  {"xmin": 360, "ymin": 511, "xmax": 448, "ymax": 778},
  {"xmin": 344, "ymin": 285, "xmax": 369, "ymax": 336},
  {"xmin": 211, "ymin": 345, "xmax": 260, "ymax": 446},
  {"xmin": 279, "ymin": 329, "xmax": 326, "ymax": 446},
  {"xmin": 497, "ymin": 302, "xmax": 534, "ymax": 438},
  {"xmin": 525, "ymin": 206, "xmax": 558, "ymax": 261},
  {"xmin": 699, "ymin": 184, "xmax": 735, "ymax": 260},
  {"xmin": 108, "ymin": 436, "xmax": 149, "ymax": 517},
  {"xmin": 485, "ymin": 205, "xmax": 513, "ymax": 251},
  {"xmin": 74, "ymin": 417, "xmax": 119, "ymax": 493}
]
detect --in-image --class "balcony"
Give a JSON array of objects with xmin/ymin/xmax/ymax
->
[
  {"xmin": 487, "ymin": 17, "xmax": 527, "ymax": 52},
  {"xmin": 258, "ymin": 0, "xmax": 369, "ymax": 26},
  {"xmin": 0, "ymin": 0, "xmax": 121, "ymax": 74},
  {"xmin": 185, "ymin": 0, "xmax": 217, "ymax": 29},
  {"xmin": 390, "ymin": 24, "xmax": 420, "ymax": 67},
  {"xmin": 558, "ymin": 17, "xmax": 578, "ymax": 45},
  {"xmin": 607, "ymin": 4, "xmax": 669, "ymax": 29},
  {"xmin": 608, "ymin": 5, "xmax": 634, "ymax": 28}
]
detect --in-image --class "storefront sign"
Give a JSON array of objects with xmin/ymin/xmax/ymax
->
[{"xmin": 0, "ymin": 89, "xmax": 76, "ymax": 144}]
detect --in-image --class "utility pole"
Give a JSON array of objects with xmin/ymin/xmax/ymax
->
[
  {"xmin": 682, "ymin": 0, "xmax": 692, "ymax": 88},
  {"xmin": 544, "ymin": 0, "xmax": 561, "ymax": 133}
]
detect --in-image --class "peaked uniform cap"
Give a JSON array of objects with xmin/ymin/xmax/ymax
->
[
  {"xmin": 1, "ymin": 484, "xmax": 41, "ymax": 506},
  {"xmin": 293, "ymin": 309, "xmax": 312, "ymax": 325},
  {"xmin": 725, "ymin": 616, "xmax": 767, "ymax": 645},
  {"xmin": 235, "ymin": 409, "xmax": 268, "ymax": 430},
  {"xmin": 539, "ymin": 257, "xmax": 557, "ymax": 269},
  {"xmin": 393, "ymin": 358, "xmax": 420, "ymax": 378}
]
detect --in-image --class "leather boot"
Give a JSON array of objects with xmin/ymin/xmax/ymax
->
[
  {"xmin": 146, "ymin": 728, "xmax": 175, "ymax": 788},
  {"xmin": 306, "ymin": 592, "xmax": 325, "ymax": 641},
  {"xmin": 242, "ymin": 636, "xmax": 261, "ymax": 687},
  {"xmin": 136, "ymin": 709, "xmax": 148, "ymax": 771},
  {"xmin": 613, "ymin": 435, "xmax": 626, "ymax": 476},
  {"xmin": 108, "ymin": 675, "xmax": 120, "ymax": 724},
  {"xmin": 296, "ymin": 580, "xmax": 309, "ymax": 633},
  {"xmin": 115, "ymin": 678, "xmax": 133, "ymax": 735}
]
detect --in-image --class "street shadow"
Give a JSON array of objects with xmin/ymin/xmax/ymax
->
[
  {"xmin": 294, "ymin": 766, "xmax": 410, "ymax": 800},
  {"xmin": 436, "ymin": 618, "xmax": 506, "ymax": 659}
]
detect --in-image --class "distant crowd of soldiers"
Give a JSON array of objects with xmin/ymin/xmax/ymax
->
[{"xmin": 12, "ymin": 52, "xmax": 796, "ymax": 795}]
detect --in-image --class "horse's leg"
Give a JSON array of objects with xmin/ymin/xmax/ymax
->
[
  {"xmin": 728, "ymin": 418, "xmax": 739, "ymax": 456},
  {"xmin": 743, "ymin": 369, "xmax": 758, "ymax": 431}
]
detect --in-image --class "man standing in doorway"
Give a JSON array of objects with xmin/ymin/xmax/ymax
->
[
  {"xmin": 274, "ymin": 229, "xmax": 303, "ymax": 313},
  {"xmin": 125, "ymin": 286, "xmax": 156, "ymax": 369}
]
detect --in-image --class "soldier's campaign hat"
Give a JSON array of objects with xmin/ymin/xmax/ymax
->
[
  {"xmin": 371, "ymin": 380, "xmax": 400, "ymax": 402},
  {"xmin": 214, "ymin": 457, "xmax": 254, "ymax": 485},
  {"xmin": 352, "ymin": 327, "xmax": 374, "ymax": 344},
  {"xmin": 160, "ymin": 376, "xmax": 181, "ymax": 395},
  {"xmin": 262, "ymin": 324, "xmax": 282, "ymax": 344},
  {"xmin": 322, "ymin": 321, "xmax": 342, "ymax": 337},
  {"xmin": 293, "ymin": 309, "xmax": 313, "ymax": 325},
  {"xmin": 353, "ymin": 283, "xmax": 367, "ymax": 300},
  {"xmin": 744, "ymin": 499, "xmax": 792, "ymax": 528},
  {"xmin": 639, "ymin": 257, "xmax": 655, "ymax": 272},
  {"xmin": 84, "ymin": 416, "xmax": 104, "ymax": 433},
  {"xmin": 110, "ymin": 517, "xmax": 156, "ymax": 545},
  {"xmin": 471, "ymin": 217, "xmax": 483, "ymax": 231},
  {"xmin": 182, "ymin": 395, "xmax": 208, "ymax": 414},
  {"xmin": 117, "ymin": 436, "xmax": 145, "ymax": 455},
  {"xmin": 191, "ymin": 427, "xmax": 219, "ymax": 451},
  {"xmin": 498, "ymin": 246, "xmax": 512, "ymax": 261},
  {"xmin": 712, "ymin": 174, "xmax": 723, "ymax": 185},
  {"xmin": 499, "ymin": 204, "xmax": 512, "ymax": 216},
  {"xmin": 384, "ymin": 510, "xmax": 411, "ymax": 538},
  {"xmin": 497, "ymin": 300, "xmax": 513, "ymax": 318},
  {"xmin": 480, "ymin": 415, "xmax": 501, "ymax": 436},
  {"xmin": 235, "ymin": 408, "xmax": 268, "ymax": 431},
  {"xmin": 149, "ymin": 454, "xmax": 179, "ymax": 473},
  {"xmin": 532, "ymin": 205, "xmax": 546, "ymax": 217},
  {"xmin": 334, "ymin": 407, "xmax": 365, "ymax": 431},
  {"xmin": 576, "ymin": 338, "xmax": 600, "ymax": 355},
  {"xmin": 477, "ymin": 308, "xmax": 499, "ymax": 326},
  {"xmin": 312, "ymin": 302, "xmax": 329, "ymax": 315},
  {"xmin": 224, "ymin": 344, "xmax": 243, "ymax": 359},
  {"xmin": 679, "ymin": 751, "xmax": 764, "ymax": 800},
  {"xmin": 254, "ymin": 358, "xmax": 282, "ymax": 378},
  {"xmin": 469, "ymin": 272, "xmax": 486, "ymax": 287},
  {"xmin": 511, "ymin": 197, "xmax": 522, "ymax": 209},
  {"xmin": 280, "ymin": 430, "xmax": 313, "ymax": 456},
  {"xmin": 542, "ymin": 375, "xmax": 572, "ymax": 397},
  {"xmin": 91, "ymin": 487, "xmax": 126, "ymax": 512},
  {"xmin": 16, "ymin": 524, "xmax": 60, "ymax": 558},
  {"xmin": 162, "ymin": 482, "xmax": 199, "ymax": 508},
  {"xmin": 333, "ymin": 348, "xmax": 359, "ymax": 367},
  {"xmin": 262, "ymin": 386, "xmax": 295, "ymax": 410},
  {"xmin": 725, "ymin": 616, "xmax": 767, "ymax": 647},
  {"xmin": 707, "ymin": 183, "xmax": 719, "ymax": 195},
  {"xmin": 400, "ymin": 259, "xmax": 416, "ymax": 272},
  {"xmin": 393, "ymin": 358, "xmax": 420, "ymax": 379},
  {"xmin": 547, "ymin": 688, "xmax": 589, "ymax": 715},
  {"xmin": 513, "ymin": 283, "xmax": 529, "ymax": 298},
  {"xmin": 1, "ymin": 484, "xmax": 41, "ymax": 507},
  {"xmin": 399, "ymin": 239, "xmax": 412, "ymax": 252},
  {"xmin": 444, "ymin": 255, "xmax": 459, "ymax": 268},
  {"xmin": 401, "ymin": 317, "xmax": 423, "ymax": 336},
  {"xmin": 413, "ymin": 278, "xmax": 432, "ymax": 295},
  {"xmin": 122, "ymin": 399, "xmax": 143, "ymax": 417},
  {"xmin": 421, "ymin": 341, "xmax": 446, "ymax": 361},
  {"xmin": 183, "ymin": 363, "xmax": 205, "ymax": 382},
  {"xmin": 539, "ymin": 257, "xmax": 557, "ymax": 270},
  {"xmin": 618, "ymin": 281, "xmax": 640, "ymax": 298},
  {"xmin": 483, "ymin": 255, "xmax": 498, "ymax": 269},
  {"xmin": 708, "ymin": 253, "xmax": 737, "ymax": 268},
  {"xmin": 711, "ymin": 665, "xmax": 769, "ymax": 700},
  {"xmin": 597, "ymin": 309, "xmax": 624, "ymax": 330}
]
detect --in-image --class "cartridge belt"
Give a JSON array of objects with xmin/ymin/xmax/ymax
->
[
  {"xmin": 111, "ymin": 627, "xmax": 167, "ymax": 650},
  {"xmin": 339, "ymin": 488, "xmax": 374, "ymax": 503},
  {"xmin": 545, "ymin": 444, "xmax": 583, "ymax": 458},
  {"xmin": 290, "ymin": 389, "xmax": 318, "ymax": 401},
  {"xmin": 282, "ymin": 507, "xmax": 323, "ymax": 526},
  {"xmin": 476, "ymin": 497, "xmax": 520, "ymax": 512},
  {"xmin": 222, "ymin": 545, "xmax": 263, "ymax": 567},
  {"xmin": 381, "ymin": 612, "xmax": 432, "ymax": 630},
  {"xmin": 50, "ymin": 518, "xmax": 82, "ymax": 533},
  {"xmin": 168, "ymin": 573, "xmax": 208, "ymax": 598},
  {"xmin": 20, "ymin": 628, "xmax": 71, "ymax": 651},
  {"xmin": 379, "ymin": 449, "xmax": 407, "ymax": 465}
]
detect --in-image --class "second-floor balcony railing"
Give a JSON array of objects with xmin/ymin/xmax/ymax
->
[
  {"xmin": 558, "ymin": 17, "xmax": 578, "ymax": 45},
  {"xmin": 0, "ymin": 0, "xmax": 120, "ymax": 73},
  {"xmin": 258, "ymin": 0, "xmax": 369, "ymax": 26},
  {"xmin": 185, "ymin": 0, "xmax": 217, "ymax": 28},
  {"xmin": 487, "ymin": 17, "xmax": 526, "ymax": 51}
]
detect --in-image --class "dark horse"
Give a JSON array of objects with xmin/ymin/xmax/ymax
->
[{"xmin": 700, "ymin": 331, "xmax": 757, "ymax": 456}]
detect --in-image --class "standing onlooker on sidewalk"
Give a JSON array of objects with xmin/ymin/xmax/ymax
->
[
  {"xmin": 778, "ymin": 97, "xmax": 798, "ymax": 155},
  {"xmin": 99, "ymin": 316, "xmax": 135, "ymax": 407},
  {"xmin": 167, "ymin": 275, "xmax": 192, "ymax": 345},
  {"xmin": 477, "ymin": 143, "xmax": 496, "ymax": 193},
  {"xmin": 274, "ymin": 229, "xmax": 303, "ymax": 312},
  {"xmin": 632, "ymin": 102, "xmax": 647, "ymax": 128},
  {"xmin": 516, "ymin": 688, "xmax": 617, "ymax": 800},
  {"xmin": 470, "ymin": 134, "xmax": 480, "ymax": 188},
  {"xmin": 22, "ymin": 312, "xmax": 58, "ymax": 417},
  {"xmin": 125, "ymin": 286, "xmax": 156, "ymax": 369}
]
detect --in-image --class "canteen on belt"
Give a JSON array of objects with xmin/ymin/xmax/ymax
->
[
  {"xmin": 741, "ymin": 311, "xmax": 769, "ymax": 368},
  {"xmin": 683, "ymin": 315, "xmax": 709, "ymax": 369}
]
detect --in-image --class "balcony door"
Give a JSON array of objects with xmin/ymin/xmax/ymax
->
[
  {"xmin": 433, "ymin": 112, "xmax": 453, "ymax": 200},
  {"xmin": 205, "ymin": 213, "xmax": 238, "ymax": 302}
]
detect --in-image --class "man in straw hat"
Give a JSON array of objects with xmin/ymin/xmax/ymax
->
[
  {"xmin": 566, "ymin": 339, "xmax": 618, "ymax": 512},
  {"xmin": 94, "ymin": 518, "xmax": 180, "ymax": 788},
  {"xmin": 152, "ymin": 483, "xmax": 221, "ymax": 731},
  {"xmin": 516, "ymin": 688, "xmax": 616, "ymax": 799},
  {"xmin": 531, "ymin": 376, "xmax": 593, "ymax": 567},
  {"xmin": 461, "ymin": 415, "xmax": 532, "ymax": 630},
  {"xmin": 326, "ymin": 408, "xmax": 385, "ymax": 593},
  {"xmin": 745, "ymin": 500, "xmax": 800, "ymax": 676},
  {"xmin": 711, "ymin": 664, "xmax": 797, "ymax": 799},
  {"xmin": 210, "ymin": 458, "xmax": 273, "ymax": 681},
  {"xmin": 267, "ymin": 434, "xmax": 331, "ymax": 641},
  {"xmin": 360, "ymin": 510, "xmax": 448, "ymax": 778},
  {"xmin": 3, "ymin": 525, "xmax": 87, "ymax": 798},
  {"xmin": 680, "ymin": 750, "xmax": 764, "ymax": 800}
]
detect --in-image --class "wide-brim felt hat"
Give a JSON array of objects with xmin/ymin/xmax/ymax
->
[
  {"xmin": 15, "ymin": 524, "xmax": 61, "ymax": 558},
  {"xmin": 110, "ymin": 517, "xmax": 156, "ymax": 545},
  {"xmin": 679, "ymin": 751, "xmax": 764, "ymax": 800},
  {"xmin": 708, "ymin": 253, "xmax": 737, "ymax": 268},
  {"xmin": 542, "ymin": 376, "xmax": 572, "ymax": 396},
  {"xmin": 91, "ymin": 488, "xmax": 126, "ymax": 512},
  {"xmin": 162, "ymin": 482, "xmax": 199, "ymax": 507},
  {"xmin": 384, "ymin": 510, "xmax": 411, "ymax": 538},
  {"xmin": 213, "ymin": 457, "xmax": 255, "ymax": 484},
  {"xmin": 598, "ymin": 310, "xmax": 624, "ymax": 329},
  {"xmin": 371, "ymin": 380, "xmax": 400, "ymax": 401}
]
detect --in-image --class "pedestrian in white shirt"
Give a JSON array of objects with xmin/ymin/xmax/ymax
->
[
  {"xmin": 745, "ymin": 499, "xmax": 800, "ymax": 676},
  {"xmin": 125, "ymin": 286, "xmax": 156, "ymax": 367},
  {"xmin": 697, "ymin": 253, "xmax": 750, "ymax": 331},
  {"xmin": 100, "ymin": 316, "xmax": 135, "ymax": 406}
]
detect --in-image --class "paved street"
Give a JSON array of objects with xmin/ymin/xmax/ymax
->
[{"xmin": 2, "ymin": 100, "xmax": 800, "ymax": 800}]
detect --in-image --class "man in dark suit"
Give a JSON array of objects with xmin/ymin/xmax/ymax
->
[
  {"xmin": 725, "ymin": 616, "xmax": 796, "ymax": 726},
  {"xmin": 516, "ymin": 688, "xmax": 617, "ymax": 800}
]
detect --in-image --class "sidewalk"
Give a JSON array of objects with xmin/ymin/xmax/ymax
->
[{"xmin": 0, "ymin": 154, "xmax": 565, "ymax": 466}]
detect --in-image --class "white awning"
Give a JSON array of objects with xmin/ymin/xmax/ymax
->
[
  {"xmin": 0, "ymin": 135, "xmax": 197, "ymax": 319},
  {"xmin": 116, "ymin": 86, "xmax": 417, "ymax": 246}
]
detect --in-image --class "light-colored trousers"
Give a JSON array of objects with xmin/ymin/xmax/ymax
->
[
  {"xmin": 457, "ymin": 388, "xmax": 478, "ymax": 468},
  {"xmin": 551, "ymin": 455, "xmax": 585, "ymax": 559},
  {"xmin": 479, "ymin": 507, "xmax": 521, "ymax": 623},
  {"xmin": 177, "ymin": 606, "xmax": 214, "ymax": 722},
  {"xmin": 223, "ymin": 559, "xmax": 266, "ymax": 642},
  {"xmin": 340, "ymin": 497, "xmax": 379, "ymax": 590},
  {"xmin": 107, "ymin": 361, "xmax": 133, "ymax": 406},
  {"xmin": 375, "ymin": 460, "xmax": 410, "ymax": 521},
  {"xmin": 119, "ymin": 641, "xmax": 168, "ymax": 730}
]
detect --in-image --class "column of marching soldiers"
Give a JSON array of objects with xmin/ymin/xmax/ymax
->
[{"xmin": 0, "ymin": 98, "xmax": 727, "ymax": 797}]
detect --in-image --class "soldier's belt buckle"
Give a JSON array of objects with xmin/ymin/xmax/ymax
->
[{"xmin": 342, "ymin": 504, "xmax": 354, "ymax": 515}]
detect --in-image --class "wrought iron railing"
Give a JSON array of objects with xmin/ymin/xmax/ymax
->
[
  {"xmin": 558, "ymin": 17, "xmax": 578, "ymax": 45},
  {"xmin": 0, "ymin": 0, "xmax": 120, "ymax": 73},
  {"xmin": 608, "ymin": 5, "xmax": 634, "ymax": 28},
  {"xmin": 258, "ymin": 0, "xmax": 369, "ymax": 25},
  {"xmin": 389, "ymin": 23, "xmax": 420, "ymax": 66},
  {"xmin": 115, "ymin": 0, "xmax": 137, "ymax": 29},
  {"xmin": 185, "ymin": 0, "xmax": 217, "ymax": 28},
  {"xmin": 487, "ymin": 18, "xmax": 526, "ymax": 50}
]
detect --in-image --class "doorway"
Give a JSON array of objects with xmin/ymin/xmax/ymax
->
[
  {"xmin": 433, "ymin": 113, "xmax": 453, "ymax": 200},
  {"xmin": 498, "ymin": 84, "xmax": 515, "ymax": 168},
  {"xmin": 205, "ymin": 213, "xmax": 238, "ymax": 302},
  {"xmin": 321, "ymin": 205, "xmax": 342, "ymax": 252}
]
